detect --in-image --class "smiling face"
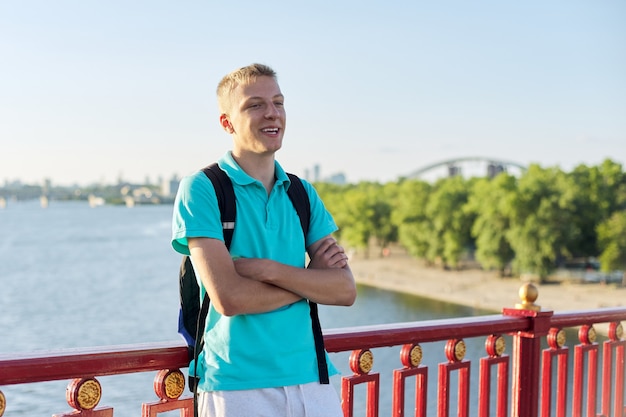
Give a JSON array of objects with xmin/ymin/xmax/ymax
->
[{"xmin": 220, "ymin": 75, "xmax": 286, "ymax": 159}]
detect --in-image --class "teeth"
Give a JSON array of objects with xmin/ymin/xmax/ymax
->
[{"xmin": 263, "ymin": 128, "xmax": 278, "ymax": 133}]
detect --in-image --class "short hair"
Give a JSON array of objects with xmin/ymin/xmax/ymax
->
[{"xmin": 217, "ymin": 63, "xmax": 277, "ymax": 113}]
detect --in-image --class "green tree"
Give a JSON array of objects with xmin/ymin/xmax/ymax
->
[
  {"xmin": 391, "ymin": 179, "xmax": 432, "ymax": 260},
  {"xmin": 424, "ymin": 176, "xmax": 474, "ymax": 269},
  {"xmin": 597, "ymin": 210, "xmax": 626, "ymax": 286},
  {"xmin": 374, "ymin": 182, "xmax": 399, "ymax": 252},
  {"xmin": 466, "ymin": 173, "xmax": 516, "ymax": 276},
  {"xmin": 331, "ymin": 182, "xmax": 395, "ymax": 257},
  {"xmin": 314, "ymin": 182, "xmax": 351, "ymax": 241},
  {"xmin": 505, "ymin": 165, "xmax": 579, "ymax": 281},
  {"xmin": 567, "ymin": 159, "xmax": 626, "ymax": 257}
]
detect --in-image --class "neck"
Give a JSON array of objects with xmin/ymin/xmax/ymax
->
[{"xmin": 231, "ymin": 151, "xmax": 276, "ymax": 194}]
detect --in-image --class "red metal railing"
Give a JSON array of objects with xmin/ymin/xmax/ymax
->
[{"xmin": 1, "ymin": 285, "xmax": 625, "ymax": 417}]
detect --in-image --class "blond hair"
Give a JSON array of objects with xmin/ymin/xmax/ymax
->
[{"xmin": 217, "ymin": 63, "xmax": 277, "ymax": 113}]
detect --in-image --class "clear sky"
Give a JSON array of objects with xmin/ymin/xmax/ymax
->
[{"xmin": 1, "ymin": 1, "xmax": 624, "ymax": 186}]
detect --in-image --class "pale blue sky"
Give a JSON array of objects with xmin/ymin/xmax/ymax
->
[{"xmin": 1, "ymin": 1, "xmax": 624, "ymax": 186}]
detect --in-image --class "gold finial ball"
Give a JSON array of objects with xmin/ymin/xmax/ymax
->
[
  {"xmin": 516, "ymin": 282, "xmax": 541, "ymax": 311},
  {"xmin": 519, "ymin": 282, "xmax": 538, "ymax": 304}
]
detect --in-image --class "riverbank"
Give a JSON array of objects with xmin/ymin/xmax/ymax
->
[{"xmin": 348, "ymin": 246, "xmax": 625, "ymax": 335}]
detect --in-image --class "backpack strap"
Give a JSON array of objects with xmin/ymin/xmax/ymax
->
[
  {"xmin": 286, "ymin": 173, "xmax": 329, "ymax": 384},
  {"xmin": 193, "ymin": 163, "xmax": 236, "ymax": 349},
  {"xmin": 202, "ymin": 163, "xmax": 236, "ymax": 248},
  {"xmin": 185, "ymin": 163, "xmax": 237, "ymax": 406},
  {"xmin": 194, "ymin": 163, "xmax": 237, "ymax": 357},
  {"xmin": 286, "ymin": 173, "xmax": 310, "ymax": 237}
]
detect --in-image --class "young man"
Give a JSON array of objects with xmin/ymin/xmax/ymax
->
[{"xmin": 171, "ymin": 63, "xmax": 356, "ymax": 417}]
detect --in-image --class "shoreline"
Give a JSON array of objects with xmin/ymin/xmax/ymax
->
[{"xmin": 348, "ymin": 247, "xmax": 626, "ymax": 335}]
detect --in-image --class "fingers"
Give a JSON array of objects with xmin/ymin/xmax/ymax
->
[
  {"xmin": 321, "ymin": 243, "xmax": 349, "ymax": 268},
  {"xmin": 309, "ymin": 238, "xmax": 347, "ymax": 269},
  {"xmin": 315, "ymin": 237, "xmax": 337, "ymax": 255}
]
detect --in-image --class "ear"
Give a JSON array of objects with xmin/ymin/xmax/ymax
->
[{"xmin": 220, "ymin": 114, "xmax": 234, "ymax": 134}]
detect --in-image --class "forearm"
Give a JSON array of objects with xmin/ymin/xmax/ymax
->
[
  {"xmin": 189, "ymin": 239, "xmax": 301, "ymax": 316},
  {"xmin": 235, "ymin": 258, "xmax": 356, "ymax": 306},
  {"xmin": 211, "ymin": 274, "xmax": 302, "ymax": 315}
]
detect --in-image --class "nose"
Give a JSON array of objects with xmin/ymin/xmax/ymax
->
[{"xmin": 265, "ymin": 103, "xmax": 281, "ymax": 119}]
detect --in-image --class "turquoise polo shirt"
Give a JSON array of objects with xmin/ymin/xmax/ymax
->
[{"xmin": 171, "ymin": 151, "xmax": 339, "ymax": 391}]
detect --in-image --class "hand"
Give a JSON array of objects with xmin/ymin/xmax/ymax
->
[
  {"xmin": 308, "ymin": 237, "xmax": 348, "ymax": 269},
  {"xmin": 233, "ymin": 257, "xmax": 267, "ymax": 282}
]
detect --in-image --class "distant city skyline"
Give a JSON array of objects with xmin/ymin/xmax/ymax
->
[
  {"xmin": 4, "ymin": 153, "xmax": 619, "ymax": 189},
  {"xmin": 1, "ymin": 1, "xmax": 624, "ymax": 186}
]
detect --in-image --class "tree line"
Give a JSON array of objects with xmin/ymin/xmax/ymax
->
[{"xmin": 315, "ymin": 159, "xmax": 626, "ymax": 282}]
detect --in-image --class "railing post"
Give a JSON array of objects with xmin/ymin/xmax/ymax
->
[{"xmin": 502, "ymin": 283, "xmax": 553, "ymax": 417}]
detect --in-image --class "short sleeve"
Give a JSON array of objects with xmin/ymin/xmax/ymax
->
[{"xmin": 171, "ymin": 171, "xmax": 225, "ymax": 255}]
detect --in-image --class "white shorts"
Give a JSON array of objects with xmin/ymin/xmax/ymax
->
[{"xmin": 197, "ymin": 382, "xmax": 343, "ymax": 417}]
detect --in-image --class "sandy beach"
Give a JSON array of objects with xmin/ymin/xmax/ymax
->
[{"xmin": 348, "ymin": 246, "xmax": 626, "ymax": 335}]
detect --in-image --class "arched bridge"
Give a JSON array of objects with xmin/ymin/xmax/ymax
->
[{"xmin": 406, "ymin": 156, "xmax": 527, "ymax": 180}]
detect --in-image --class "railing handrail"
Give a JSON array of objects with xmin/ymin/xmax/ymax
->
[
  {"xmin": 324, "ymin": 314, "xmax": 529, "ymax": 351},
  {"xmin": 0, "ymin": 341, "xmax": 189, "ymax": 386},
  {"xmin": 2, "ymin": 307, "xmax": 624, "ymax": 387},
  {"xmin": 548, "ymin": 307, "xmax": 626, "ymax": 329}
]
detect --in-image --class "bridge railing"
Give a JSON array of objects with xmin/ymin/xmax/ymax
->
[{"xmin": 0, "ymin": 284, "xmax": 624, "ymax": 417}]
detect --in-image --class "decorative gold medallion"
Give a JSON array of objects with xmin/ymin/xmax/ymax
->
[
  {"xmin": 400, "ymin": 344, "xmax": 422, "ymax": 367},
  {"xmin": 445, "ymin": 339, "xmax": 466, "ymax": 362},
  {"xmin": 359, "ymin": 350, "xmax": 374, "ymax": 374},
  {"xmin": 578, "ymin": 325, "xmax": 597, "ymax": 345},
  {"xmin": 494, "ymin": 336, "xmax": 506, "ymax": 356},
  {"xmin": 350, "ymin": 349, "xmax": 374, "ymax": 375},
  {"xmin": 608, "ymin": 322, "xmax": 624, "ymax": 341},
  {"xmin": 154, "ymin": 369, "xmax": 186, "ymax": 400},
  {"xmin": 556, "ymin": 329, "xmax": 566, "ymax": 348},
  {"xmin": 485, "ymin": 335, "xmax": 506, "ymax": 357},
  {"xmin": 588, "ymin": 326, "xmax": 597, "ymax": 344},
  {"xmin": 454, "ymin": 340, "xmax": 466, "ymax": 361},
  {"xmin": 350, "ymin": 349, "xmax": 374, "ymax": 374},
  {"xmin": 0, "ymin": 390, "xmax": 6, "ymax": 417},
  {"xmin": 163, "ymin": 370, "xmax": 185, "ymax": 399},
  {"xmin": 409, "ymin": 345, "xmax": 423, "ymax": 367},
  {"xmin": 68, "ymin": 378, "xmax": 101, "ymax": 410}
]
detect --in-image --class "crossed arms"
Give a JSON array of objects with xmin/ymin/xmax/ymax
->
[{"xmin": 188, "ymin": 236, "xmax": 357, "ymax": 317}]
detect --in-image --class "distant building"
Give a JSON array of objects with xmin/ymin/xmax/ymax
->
[
  {"xmin": 487, "ymin": 163, "xmax": 505, "ymax": 178},
  {"xmin": 326, "ymin": 173, "xmax": 347, "ymax": 185},
  {"xmin": 304, "ymin": 164, "xmax": 346, "ymax": 184},
  {"xmin": 161, "ymin": 174, "xmax": 180, "ymax": 198},
  {"xmin": 448, "ymin": 165, "xmax": 461, "ymax": 177}
]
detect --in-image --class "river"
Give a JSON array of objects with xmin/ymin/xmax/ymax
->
[{"xmin": 0, "ymin": 201, "xmax": 508, "ymax": 416}]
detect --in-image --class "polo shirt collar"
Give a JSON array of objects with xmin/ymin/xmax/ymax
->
[{"xmin": 218, "ymin": 151, "xmax": 291, "ymax": 187}]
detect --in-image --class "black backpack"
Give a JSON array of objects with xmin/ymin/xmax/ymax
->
[{"xmin": 177, "ymin": 163, "xmax": 329, "ymax": 395}]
